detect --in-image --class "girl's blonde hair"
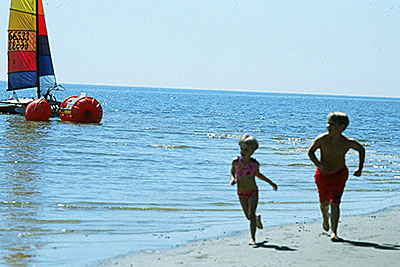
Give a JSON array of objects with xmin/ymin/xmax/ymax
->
[{"xmin": 238, "ymin": 133, "xmax": 259, "ymax": 150}]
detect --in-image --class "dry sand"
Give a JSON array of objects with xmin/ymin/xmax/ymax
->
[{"xmin": 98, "ymin": 206, "xmax": 400, "ymax": 266}]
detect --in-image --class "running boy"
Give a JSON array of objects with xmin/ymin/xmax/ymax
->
[
  {"xmin": 230, "ymin": 133, "xmax": 278, "ymax": 245},
  {"xmin": 308, "ymin": 112, "xmax": 365, "ymax": 241}
]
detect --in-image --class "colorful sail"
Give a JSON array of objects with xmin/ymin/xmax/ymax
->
[{"xmin": 7, "ymin": 0, "xmax": 56, "ymax": 97}]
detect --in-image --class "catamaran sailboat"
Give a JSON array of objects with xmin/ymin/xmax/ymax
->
[
  {"xmin": 0, "ymin": 0, "xmax": 64, "ymax": 114},
  {"xmin": 1, "ymin": 0, "xmax": 102, "ymax": 123}
]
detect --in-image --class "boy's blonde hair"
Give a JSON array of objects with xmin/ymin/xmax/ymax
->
[
  {"xmin": 238, "ymin": 133, "xmax": 259, "ymax": 150},
  {"xmin": 328, "ymin": 111, "xmax": 349, "ymax": 130}
]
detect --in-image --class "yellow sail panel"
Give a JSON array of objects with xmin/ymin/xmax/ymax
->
[
  {"xmin": 10, "ymin": 0, "xmax": 36, "ymax": 14},
  {"xmin": 8, "ymin": 9, "xmax": 36, "ymax": 31}
]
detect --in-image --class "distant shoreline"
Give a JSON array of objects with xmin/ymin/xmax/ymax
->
[{"xmin": 97, "ymin": 205, "xmax": 400, "ymax": 266}]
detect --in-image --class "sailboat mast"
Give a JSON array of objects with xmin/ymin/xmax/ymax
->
[{"xmin": 36, "ymin": 0, "xmax": 40, "ymax": 98}]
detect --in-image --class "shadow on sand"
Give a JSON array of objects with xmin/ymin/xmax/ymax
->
[
  {"xmin": 253, "ymin": 238, "xmax": 400, "ymax": 252},
  {"xmin": 336, "ymin": 238, "xmax": 400, "ymax": 251},
  {"xmin": 253, "ymin": 241, "xmax": 297, "ymax": 251}
]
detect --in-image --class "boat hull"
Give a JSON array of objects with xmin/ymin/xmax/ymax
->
[
  {"xmin": 0, "ymin": 98, "xmax": 61, "ymax": 116},
  {"xmin": 0, "ymin": 98, "xmax": 34, "ymax": 114}
]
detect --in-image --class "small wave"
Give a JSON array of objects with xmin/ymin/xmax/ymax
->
[
  {"xmin": 272, "ymin": 136, "xmax": 313, "ymax": 142},
  {"xmin": 9, "ymin": 228, "xmax": 113, "ymax": 238},
  {"xmin": 210, "ymin": 202, "xmax": 234, "ymax": 207},
  {"xmin": 1, "ymin": 201, "xmax": 38, "ymax": 207},
  {"xmin": 288, "ymin": 163, "xmax": 314, "ymax": 167},
  {"xmin": 21, "ymin": 219, "xmax": 82, "ymax": 224},
  {"xmin": 151, "ymin": 144, "xmax": 193, "ymax": 149},
  {"xmin": 268, "ymin": 201, "xmax": 315, "ymax": 204},
  {"xmin": 369, "ymin": 153, "xmax": 399, "ymax": 159},
  {"xmin": 56, "ymin": 203, "xmax": 234, "ymax": 212},
  {"xmin": 347, "ymin": 188, "xmax": 399, "ymax": 192},
  {"xmin": 206, "ymin": 133, "xmax": 238, "ymax": 139}
]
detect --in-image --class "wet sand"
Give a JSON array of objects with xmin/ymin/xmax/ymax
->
[{"xmin": 98, "ymin": 206, "xmax": 400, "ymax": 266}]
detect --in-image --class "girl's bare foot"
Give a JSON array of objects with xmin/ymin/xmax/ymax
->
[
  {"xmin": 249, "ymin": 238, "xmax": 256, "ymax": 245},
  {"xmin": 256, "ymin": 214, "xmax": 263, "ymax": 229}
]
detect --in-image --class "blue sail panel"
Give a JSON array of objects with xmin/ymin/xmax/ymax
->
[
  {"xmin": 8, "ymin": 71, "xmax": 37, "ymax": 91},
  {"xmin": 39, "ymin": 55, "xmax": 54, "ymax": 76}
]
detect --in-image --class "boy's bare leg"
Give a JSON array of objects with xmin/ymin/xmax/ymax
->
[
  {"xmin": 330, "ymin": 202, "xmax": 340, "ymax": 241},
  {"xmin": 320, "ymin": 201, "xmax": 330, "ymax": 231}
]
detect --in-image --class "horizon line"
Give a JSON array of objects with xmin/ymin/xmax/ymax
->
[{"xmin": 0, "ymin": 80, "xmax": 399, "ymax": 99}]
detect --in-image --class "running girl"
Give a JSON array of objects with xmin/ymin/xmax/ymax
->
[{"xmin": 230, "ymin": 133, "xmax": 278, "ymax": 245}]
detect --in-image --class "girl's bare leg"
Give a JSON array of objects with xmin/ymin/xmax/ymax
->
[
  {"xmin": 247, "ymin": 194, "xmax": 259, "ymax": 245},
  {"xmin": 239, "ymin": 196, "xmax": 250, "ymax": 220},
  {"xmin": 256, "ymin": 214, "xmax": 263, "ymax": 229}
]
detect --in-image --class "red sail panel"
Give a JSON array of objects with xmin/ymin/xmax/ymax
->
[
  {"xmin": 37, "ymin": 0, "xmax": 47, "ymax": 36},
  {"xmin": 8, "ymin": 51, "xmax": 36, "ymax": 72}
]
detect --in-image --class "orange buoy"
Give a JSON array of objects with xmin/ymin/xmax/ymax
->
[
  {"xmin": 71, "ymin": 97, "xmax": 103, "ymax": 123},
  {"xmin": 59, "ymin": 95, "xmax": 102, "ymax": 123},
  {"xmin": 25, "ymin": 98, "xmax": 52, "ymax": 121}
]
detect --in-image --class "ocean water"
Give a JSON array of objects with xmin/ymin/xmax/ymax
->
[{"xmin": 0, "ymin": 83, "xmax": 399, "ymax": 266}]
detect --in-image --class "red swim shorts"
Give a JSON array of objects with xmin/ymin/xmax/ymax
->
[{"xmin": 314, "ymin": 166, "xmax": 349, "ymax": 204}]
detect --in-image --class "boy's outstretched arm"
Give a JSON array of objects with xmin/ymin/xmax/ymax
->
[{"xmin": 350, "ymin": 140, "xmax": 365, "ymax": 176}]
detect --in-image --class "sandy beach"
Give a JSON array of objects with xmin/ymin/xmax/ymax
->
[{"xmin": 98, "ymin": 206, "xmax": 400, "ymax": 266}]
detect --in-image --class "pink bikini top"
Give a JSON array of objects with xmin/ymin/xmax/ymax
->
[{"xmin": 235, "ymin": 157, "xmax": 258, "ymax": 177}]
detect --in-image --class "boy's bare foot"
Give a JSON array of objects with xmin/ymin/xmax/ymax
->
[
  {"xmin": 330, "ymin": 233, "xmax": 341, "ymax": 242},
  {"xmin": 256, "ymin": 214, "xmax": 263, "ymax": 229},
  {"xmin": 249, "ymin": 239, "xmax": 256, "ymax": 245}
]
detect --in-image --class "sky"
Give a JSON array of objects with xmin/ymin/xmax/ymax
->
[{"xmin": 1, "ymin": 0, "xmax": 399, "ymax": 97}]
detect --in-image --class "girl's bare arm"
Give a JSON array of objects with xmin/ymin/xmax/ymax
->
[
  {"xmin": 255, "ymin": 164, "xmax": 278, "ymax": 190},
  {"xmin": 230, "ymin": 160, "xmax": 237, "ymax": 185}
]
